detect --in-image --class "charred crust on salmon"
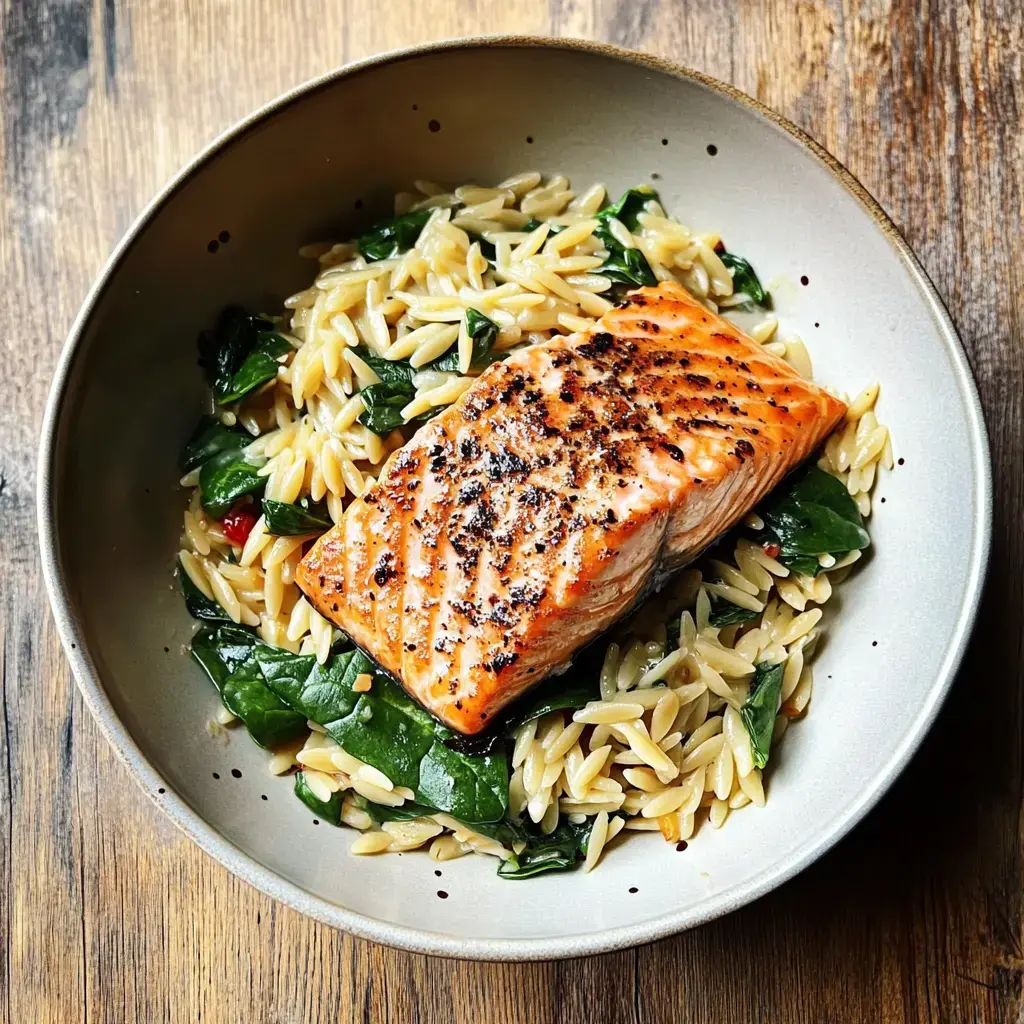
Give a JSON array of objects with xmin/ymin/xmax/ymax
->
[{"xmin": 485, "ymin": 652, "xmax": 519, "ymax": 673}]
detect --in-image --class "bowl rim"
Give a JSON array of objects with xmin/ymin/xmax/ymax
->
[{"xmin": 37, "ymin": 34, "xmax": 992, "ymax": 961}]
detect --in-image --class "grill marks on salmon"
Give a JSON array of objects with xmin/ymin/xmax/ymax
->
[{"xmin": 297, "ymin": 282, "xmax": 847, "ymax": 734}]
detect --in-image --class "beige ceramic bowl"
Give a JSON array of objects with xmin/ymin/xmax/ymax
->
[{"xmin": 39, "ymin": 38, "xmax": 990, "ymax": 959}]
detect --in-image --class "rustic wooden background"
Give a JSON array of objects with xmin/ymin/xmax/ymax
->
[{"xmin": 2, "ymin": 1, "xmax": 1020, "ymax": 1021}]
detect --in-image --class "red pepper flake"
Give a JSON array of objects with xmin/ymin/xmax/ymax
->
[
  {"xmin": 763, "ymin": 542, "xmax": 781, "ymax": 559},
  {"xmin": 221, "ymin": 501, "xmax": 257, "ymax": 546}
]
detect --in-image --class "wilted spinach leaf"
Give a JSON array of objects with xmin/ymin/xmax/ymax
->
[
  {"xmin": 755, "ymin": 465, "xmax": 870, "ymax": 576},
  {"xmin": 428, "ymin": 308, "xmax": 500, "ymax": 372},
  {"xmin": 708, "ymin": 596, "xmax": 761, "ymax": 628},
  {"xmin": 591, "ymin": 188, "xmax": 658, "ymax": 288},
  {"xmin": 199, "ymin": 447, "xmax": 266, "ymax": 517},
  {"xmin": 262, "ymin": 498, "xmax": 331, "ymax": 536},
  {"xmin": 179, "ymin": 556, "xmax": 232, "ymax": 622},
  {"xmin": 190, "ymin": 622, "xmax": 260, "ymax": 685},
  {"xmin": 199, "ymin": 308, "xmax": 290, "ymax": 405},
  {"xmin": 740, "ymin": 661, "xmax": 785, "ymax": 770},
  {"xmin": 189, "ymin": 623, "xmax": 306, "ymax": 749},
  {"xmin": 358, "ymin": 208, "xmax": 432, "ymax": 261},
  {"xmin": 502, "ymin": 675, "xmax": 599, "ymax": 734},
  {"xmin": 599, "ymin": 185, "xmax": 659, "ymax": 231},
  {"xmin": 254, "ymin": 645, "xmax": 508, "ymax": 823},
  {"xmin": 593, "ymin": 238, "xmax": 657, "ymax": 287},
  {"xmin": 180, "ymin": 417, "xmax": 249, "ymax": 473},
  {"xmin": 220, "ymin": 332, "xmax": 291, "ymax": 404},
  {"xmin": 353, "ymin": 347, "xmax": 417, "ymax": 386},
  {"xmin": 294, "ymin": 771, "xmax": 343, "ymax": 825},
  {"xmin": 496, "ymin": 819, "xmax": 593, "ymax": 879},
  {"xmin": 357, "ymin": 380, "xmax": 416, "ymax": 436},
  {"xmin": 719, "ymin": 250, "xmax": 772, "ymax": 310},
  {"xmin": 356, "ymin": 795, "xmax": 440, "ymax": 823}
]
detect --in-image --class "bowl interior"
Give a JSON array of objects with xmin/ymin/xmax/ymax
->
[{"xmin": 44, "ymin": 41, "xmax": 987, "ymax": 957}]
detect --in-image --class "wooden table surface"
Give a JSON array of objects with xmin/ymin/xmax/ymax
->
[{"xmin": 3, "ymin": 1, "xmax": 1021, "ymax": 1021}]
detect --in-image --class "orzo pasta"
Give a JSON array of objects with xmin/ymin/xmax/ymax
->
[{"xmin": 177, "ymin": 174, "xmax": 891, "ymax": 877}]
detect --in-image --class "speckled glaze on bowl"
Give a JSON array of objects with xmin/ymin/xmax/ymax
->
[{"xmin": 38, "ymin": 37, "xmax": 990, "ymax": 960}]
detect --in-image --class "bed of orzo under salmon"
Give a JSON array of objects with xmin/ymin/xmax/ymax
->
[{"xmin": 176, "ymin": 174, "xmax": 892, "ymax": 877}]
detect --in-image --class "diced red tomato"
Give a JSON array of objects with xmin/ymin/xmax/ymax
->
[
  {"xmin": 222, "ymin": 502, "xmax": 257, "ymax": 546},
  {"xmin": 763, "ymin": 542, "xmax": 781, "ymax": 559}
]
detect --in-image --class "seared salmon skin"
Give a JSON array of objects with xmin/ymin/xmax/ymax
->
[{"xmin": 297, "ymin": 282, "xmax": 846, "ymax": 734}]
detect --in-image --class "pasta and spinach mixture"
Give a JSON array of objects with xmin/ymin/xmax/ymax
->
[{"xmin": 176, "ymin": 173, "xmax": 892, "ymax": 877}]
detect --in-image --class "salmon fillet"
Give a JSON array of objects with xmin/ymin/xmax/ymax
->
[{"xmin": 297, "ymin": 282, "xmax": 846, "ymax": 734}]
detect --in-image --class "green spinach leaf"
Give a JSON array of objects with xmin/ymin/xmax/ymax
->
[
  {"xmin": 354, "ymin": 347, "xmax": 417, "ymax": 386},
  {"xmin": 189, "ymin": 622, "xmax": 260, "ymax": 686},
  {"xmin": 357, "ymin": 380, "xmax": 416, "ymax": 436},
  {"xmin": 199, "ymin": 447, "xmax": 266, "ymax": 517},
  {"xmin": 503, "ymin": 675, "xmax": 599, "ymax": 734},
  {"xmin": 254, "ymin": 646, "xmax": 508, "ymax": 823},
  {"xmin": 262, "ymin": 498, "xmax": 332, "ymax": 536},
  {"xmin": 708, "ymin": 596, "xmax": 761, "ymax": 628},
  {"xmin": 739, "ymin": 661, "xmax": 785, "ymax": 769},
  {"xmin": 179, "ymin": 557, "xmax": 232, "ymax": 621},
  {"xmin": 755, "ymin": 465, "xmax": 870, "ymax": 576},
  {"xmin": 592, "ymin": 238, "xmax": 657, "ymax": 287},
  {"xmin": 180, "ymin": 417, "xmax": 249, "ymax": 473},
  {"xmin": 358, "ymin": 209, "xmax": 432, "ymax": 262},
  {"xmin": 199, "ymin": 308, "xmax": 290, "ymax": 405},
  {"xmin": 719, "ymin": 250, "xmax": 772, "ymax": 310},
  {"xmin": 189, "ymin": 624, "xmax": 306, "ymax": 749},
  {"xmin": 294, "ymin": 771, "xmax": 344, "ymax": 825},
  {"xmin": 591, "ymin": 189, "xmax": 658, "ymax": 288},
  {"xmin": 428, "ymin": 308, "xmax": 500, "ymax": 372},
  {"xmin": 356, "ymin": 795, "xmax": 440, "ymax": 823},
  {"xmin": 599, "ymin": 185, "xmax": 659, "ymax": 231},
  {"xmin": 497, "ymin": 819, "xmax": 592, "ymax": 879},
  {"xmin": 219, "ymin": 331, "xmax": 291, "ymax": 404}
]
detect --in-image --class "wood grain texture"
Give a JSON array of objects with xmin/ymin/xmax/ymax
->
[{"xmin": 1, "ymin": 0, "xmax": 1020, "ymax": 1021}]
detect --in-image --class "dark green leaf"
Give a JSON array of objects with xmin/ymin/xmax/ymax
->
[
  {"xmin": 199, "ymin": 308, "xmax": 288, "ymax": 404},
  {"xmin": 356, "ymin": 795, "xmax": 439, "ymax": 823},
  {"xmin": 221, "ymin": 659, "xmax": 308, "ymax": 750},
  {"xmin": 598, "ymin": 185, "xmax": 659, "ymax": 231},
  {"xmin": 410, "ymin": 405, "xmax": 447, "ymax": 425},
  {"xmin": 189, "ymin": 623, "xmax": 258, "ymax": 691},
  {"xmin": 354, "ymin": 348, "xmax": 417, "ymax": 386},
  {"xmin": 254, "ymin": 646, "xmax": 508, "ymax": 823},
  {"xmin": 719, "ymin": 250, "xmax": 773, "ymax": 310},
  {"xmin": 294, "ymin": 771, "xmax": 343, "ymax": 825},
  {"xmin": 219, "ymin": 332, "xmax": 291, "ymax": 404},
  {"xmin": 357, "ymin": 380, "xmax": 416, "ymax": 436},
  {"xmin": 199, "ymin": 447, "xmax": 266, "ymax": 517},
  {"xmin": 591, "ymin": 191, "xmax": 658, "ymax": 288},
  {"xmin": 179, "ymin": 417, "xmax": 249, "ymax": 473},
  {"xmin": 428, "ymin": 307, "xmax": 501, "ymax": 372},
  {"xmin": 708, "ymin": 596, "xmax": 761, "ymax": 628},
  {"xmin": 756, "ymin": 465, "xmax": 870, "ymax": 575},
  {"xmin": 593, "ymin": 242, "xmax": 657, "ymax": 287},
  {"xmin": 179, "ymin": 557, "xmax": 232, "ymax": 621},
  {"xmin": 497, "ymin": 819, "xmax": 591, "ymax": 879},
  {"xmin": 358, "ymin": 209, "xmax": 432, "ymax": 261},
  {"xmin": 739, "ymin": 661, "xmax": 785, "ymax": 769},
  {"xmin": 503, "ymin": 675, "xmax": 599, "ymax": 734},
  {"xmin": 261, "ymin": 498, "xmax": 332, "ymax": 536},
  {"xmin": 189, "ymin": 624, "xmax": 306, "ymax": 750}
]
